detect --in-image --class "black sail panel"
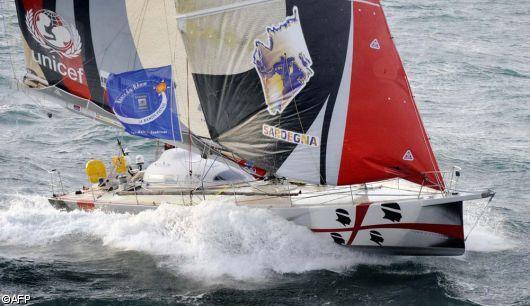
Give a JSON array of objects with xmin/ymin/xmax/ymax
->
[
  {"xmin": 178, "ymin": 0, "xmax": 351, "ymax": 181},
  {"xmin": 192, "ymin": 71, "xmax": 264, "ymax": 139}
]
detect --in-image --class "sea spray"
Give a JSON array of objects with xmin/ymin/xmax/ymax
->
[
  {"xmin": 462, "ymin": 201, "xmax": 514, "ymax": 252},
  {"xmin": 0, "ymin": 194, "xmax": 389, "ymax": 282}
]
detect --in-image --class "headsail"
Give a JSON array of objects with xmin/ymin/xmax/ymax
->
[
  {"xmin": 336, "ymin": 0, "xmax": 443, "ymax": 188},
  {"xmin": 14, "ymin": 0, "xmax": 210, "ymax": 139},
  {"xmin": 176, "ymin": 0, "xmax": 444, "ymax": 188}
]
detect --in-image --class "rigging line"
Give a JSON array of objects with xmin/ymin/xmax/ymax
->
[
  {"xmin": 283, "ymin": 53, "xmax": 326, "ymax": 184},
  {"xmin": 201, "ymin": 154, "xmax": 218, "ymax": 182},
  {"xmin": 213, "ymin": 155, "xmax": 273, "ymax": 197},
  {"xmin": 186, "ymin": 60, "xmax": 192, "ymax": 176},
  {"xmin": 300, "ymin": 194, "xmax": 353, "ymax": 205},
  {"xmin": 129, "ymin": 0, "xmax": 149, "ymax": 70},
  {"xmin": 407, "ymin": 84, "xmax": 444, "ymax": 189},
  {"xmin": 15, "ymin": 87, "xmax": 52, "ymax": 119},
  {"xmin": 187, "ymin": 130, "xmax": 261, "ymax": 179},
  {"xmin": 163, "ymin": 0, "xmax": 178, "ymax": 147},
  {"xmin": 464, "ymin": 194, "xmax": 495, "ymax": 241}
]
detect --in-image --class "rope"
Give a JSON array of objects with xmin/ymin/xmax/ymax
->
[
  {"xmin": 284, "ymin": 50, "xmax": 325, "ymax": 184},
  {"xmin": 162, "ymin": 0, "xmax": 180, "ymax": 152},
  {"xmin": 464, "ymin": 193, "xmax": 495, "ymax": 241}
]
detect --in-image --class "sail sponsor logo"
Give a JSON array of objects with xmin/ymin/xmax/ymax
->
[
  {"xmin": 370, "ymin": 38, "xmax": 381, "ymax": 50},
  {"xmin": 107, "ymin": 66, "xmax": 182, "ymax": 141},
  {"xmin": 30, "ymin": 50, "xmax": 85, "ymax": 84},
  {"xmin": 112, "ymin": 80, "xmax": 168, "ymax": 125},
  {"xmin": 253, "ymin": 6, "xmax": 314, "ymax": 115},
  {"xmin": 262, "ymin": 124, "xmax": 319, "ymax": 147},
  {"xmin": 403, "ymin": 150, "xmax": 414, "ymax": 161},
  {"xmin": 26, "ymin": 9, "xmax": 82, "ymax": 58},
  {"xmin": 26, "ymin": 9, "xmax": 85, "ymax": 84}
]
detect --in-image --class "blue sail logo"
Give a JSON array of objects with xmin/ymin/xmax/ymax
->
[
  {"xmin": 253, "ymin": 6, "xmax": 314, "ymax": 115},
  {"xmin": 106, "ymin": 66, "xmax": 182, "ymax": 141},
  {"xmin": 112, "ymin": 80, "xmax": 168, "ymax": 125}
]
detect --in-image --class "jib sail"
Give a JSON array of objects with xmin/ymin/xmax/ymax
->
[{"xmin": 176, "ymin": 0, "xmax": 444, "ymax": 188}]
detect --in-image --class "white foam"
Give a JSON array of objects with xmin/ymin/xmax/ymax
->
[
  {"xmin": 463, "ymin": 203, "xmax": 514, "ymax": 253},
  {"xmin": 464, "ymin": 226, "xmax": 514, "ymax": 252},
  {"xmin": 0, "ymin": 194, "xmax": 391, "ymax": 282}
]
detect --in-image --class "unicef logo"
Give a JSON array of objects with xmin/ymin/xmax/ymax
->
[{"xmin": 25, "ymin": 9, "xmax": 82, "ymax": 58}]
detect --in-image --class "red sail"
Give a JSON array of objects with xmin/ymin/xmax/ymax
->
[{"xmin": 337, "ymin": 0, "xmax": 444, "ymax": 189}]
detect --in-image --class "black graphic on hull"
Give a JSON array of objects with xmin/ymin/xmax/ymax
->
[
  {"xmin": 381, "ymin": 202, "xmax": 402, "ymax": 222},
  {"xmin": 369, "ymin": 230, "xmax": 384, "ymax": 246},
  {"xmin": 335, "ymin": 208, "xmax": 351, "ymax": 226},
  {"xmin": 330, "ymin": 232, "xmax": 345, "ymax": 245}
]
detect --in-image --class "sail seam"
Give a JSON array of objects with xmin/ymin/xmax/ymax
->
[{"xmin": 176, "ymin": 0, "xmax": 280, "ymax": 20}]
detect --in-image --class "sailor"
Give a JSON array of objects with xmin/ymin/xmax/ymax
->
[
  {"xmin": 164, "ymin": 143, "xmax": 175, "ymax": 151},
  {"xmin": 123, "ymin": 148, "xmax": 137, "ymax": 176},
  {"xmin": 123, "ymin": 148, "xmax": 132, "ymax": 167}
]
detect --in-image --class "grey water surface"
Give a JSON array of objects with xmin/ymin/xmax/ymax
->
[{"xmin": 0, "ymin": 0, "xmax": 529, "ymax": 305}]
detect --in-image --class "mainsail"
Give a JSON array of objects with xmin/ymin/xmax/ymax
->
[{"xmin": 176, "ymin": 0, "xmax": 444, "ymax": 188}]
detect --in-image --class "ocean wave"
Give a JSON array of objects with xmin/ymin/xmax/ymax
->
[{"xmin": 0, "ymin": 195, "xmax": 393, "ymax": 283}]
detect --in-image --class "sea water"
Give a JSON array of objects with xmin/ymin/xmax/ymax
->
[{"xmin": 0, "ymin": 0, "xmax": 528, "ymax": 304}]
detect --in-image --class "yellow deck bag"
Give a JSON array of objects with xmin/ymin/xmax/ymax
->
[
  {"xmin": 112, "ymin": 156, "xmax": 127, "ymax": 174},
  {"xmin": 86, "ymin": 160, "xmax": 107, "ymax": 184}
]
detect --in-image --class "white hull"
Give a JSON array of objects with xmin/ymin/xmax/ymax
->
[{"xmin": 48, "ymin": 180, "xmax": 493, "ymax": 256}]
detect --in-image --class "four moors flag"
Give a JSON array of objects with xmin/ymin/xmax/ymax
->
[{"xmin": 106, "ymin": 66, "xmax": 182, "ymax": 142}]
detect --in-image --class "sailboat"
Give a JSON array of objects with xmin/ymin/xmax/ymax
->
[{"xmin": 13, "ymin": 0, "xmax": 494, "ymax": 255}]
